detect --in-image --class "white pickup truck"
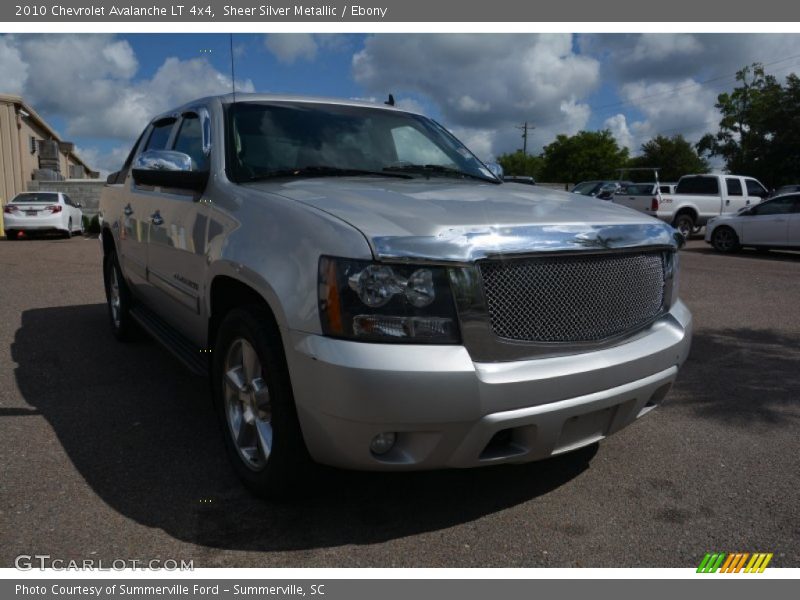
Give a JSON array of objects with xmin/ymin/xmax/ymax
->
[{"xmin": 613, "ymin": 174, "xmax": 769, "ymax": 237}]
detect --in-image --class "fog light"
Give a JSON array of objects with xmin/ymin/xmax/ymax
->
[{"xmin": 370, "ymin": 432, "xmax": 397, "ymax": 455}]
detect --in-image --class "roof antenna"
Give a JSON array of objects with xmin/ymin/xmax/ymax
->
[
  {"xmin": 229, "ymin": 33, "xmax": 237, "ymax": 103},
  {"xmin": 385, "ymin": 94, "xmax": 395, "ymax": 107}
]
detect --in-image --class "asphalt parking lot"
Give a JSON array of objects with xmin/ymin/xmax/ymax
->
[{"xmin": 0, "ymin": 234, "xmax": 798, "ymax": 568}]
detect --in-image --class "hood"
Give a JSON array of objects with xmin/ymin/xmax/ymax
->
[{"xmin": 247, "ymin": 178, "xmax": 680, "ymax": 261}]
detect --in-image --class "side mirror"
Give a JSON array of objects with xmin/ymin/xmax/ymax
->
[
  {"xmin": 132, "ymin": 150, "xmax": 208, "ymax": 191},
  {"xmin": 75, "ymin": 202, "xmax": 82, "ymax": 208},
  {"xmin": 485, "ymin": 162, "xmax": 504, "ymax": 180}
]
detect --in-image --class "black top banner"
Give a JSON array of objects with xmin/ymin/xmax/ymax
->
[{"xmin": 3, "ymin": 0, "xmax": 797, "ymax": 22}]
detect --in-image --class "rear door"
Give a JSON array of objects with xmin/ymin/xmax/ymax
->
[
  {"xmin": 62, "ymin": 194, "xmax": 81, "ymax": 232},
  {"xmin": 740, "ymin": 196, "xmax": 793, "ymax": 246}
]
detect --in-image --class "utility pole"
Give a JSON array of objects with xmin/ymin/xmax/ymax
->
[{"xmin": 517, "ymin": 121, "xmax": 534, "ymax": 156}]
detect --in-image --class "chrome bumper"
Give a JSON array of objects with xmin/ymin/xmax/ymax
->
[{"xmin": 285, "ymin": 301, "xmax": 692, "ymax": 470}]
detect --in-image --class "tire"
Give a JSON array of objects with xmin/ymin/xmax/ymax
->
[
  {"xmin": 212, "ymin": 306, "xmax": 313, "ymax": 500},
  {"xmin": 711, "ymin": 226, "xmax": 740, "ymax": 253},
  {"xmin": 691, "ymin": 225, "xmax": 702, "ymax": 235},
  {"xmin": 78, "ymin": 219, "xmax": 85, "ymax": 236},
  {"xmin": 103, "ymin": 250, "xmax": 136, "ymax": 341},
  {"xmin": 5, "ymin": 230, "xmax": 16, "ymax": 240},
  {"xmin": 673, "ymin": 214, "xmax": 695, "ymax": 239}
]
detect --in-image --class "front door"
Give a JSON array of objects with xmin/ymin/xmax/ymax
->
[
  {"xmin": 144, "ymin": 110, "xmax": 211, "ymax": 346},
  {"xmin": 741, "ymin": 196, "xmax": 793, "ymax": 246}
]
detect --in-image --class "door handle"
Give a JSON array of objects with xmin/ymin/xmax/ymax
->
[
  {"xmin": 123, "ymin": 204, "xmax": 133, "ymax": 216},
  {"xmin": 151, "ymin": 211, "xmax": 164, "ymax": 226},
  {"xmin": 725, "ymin": 199, "xmax": 730, "ymax": 205}
]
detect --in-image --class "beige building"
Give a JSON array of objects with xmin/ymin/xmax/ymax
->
[{"xmin": 0, "ymin": 94, "xmax": 98, "ymax": 211}]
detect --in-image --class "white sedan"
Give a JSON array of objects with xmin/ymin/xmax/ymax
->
[
  {"xmin": 705, "ymin": 193, "xmax": 800, "ymax": 252},
  {"xmin": 3, "ymin": 191, "xmax": 84, "ymax": 239}
]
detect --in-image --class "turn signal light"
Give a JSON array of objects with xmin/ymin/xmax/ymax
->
[
  {"xmin": 46, "ymin": 205, "xmax": 63, "ymax": 213},
  {"xmin": 650, "ymin": 197, "xmax": 659, "ymax": 211}
]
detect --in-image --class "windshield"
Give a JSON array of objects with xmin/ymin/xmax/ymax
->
[
  {"xmin": 13, "ymin": 193, "xmax": 59, "ymax": 203},
  {"xmin": 225, "ymin": 101, "xmax": 497, "ymax": 183}
]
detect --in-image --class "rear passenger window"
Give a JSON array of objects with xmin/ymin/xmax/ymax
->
[
  {"xmin": 676, "ymin": 176, "xmax": 719, "ymax": 195},
  {"xmin": 144, "ymin": 119, "xmax": 176, "ymax": 151},
  {"xmin": 726, "ymin": 178, "xmax": 743, "ymax": 196},
  {"xmin": 173, "ymin": 114, "xmax": 208, "ymax": 171}
]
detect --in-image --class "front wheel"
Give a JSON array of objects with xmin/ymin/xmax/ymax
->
[
  {"xmin": 711, "ymin": 226, "xmax": 740, "ymax": 253},
  {"xmin": 212, "ymin": 306, "xmax": 313, "ymax": 499},
  {"xmin": 673, "ymin": 214, "xmax": 695, "ymax": 239}
]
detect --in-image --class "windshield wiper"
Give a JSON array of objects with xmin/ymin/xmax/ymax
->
[
  {"xmin": 383, "ymin": 164, "xmax": 499, "ymax": 183},
  {"xmin": 243, "ymin": 165, "xmax": 413, "ymax": 182}
]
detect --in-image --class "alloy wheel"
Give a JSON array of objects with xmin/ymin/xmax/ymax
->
[{"xmin": 223, "ymin": 338, "xmax": 273, "ymax": 471}]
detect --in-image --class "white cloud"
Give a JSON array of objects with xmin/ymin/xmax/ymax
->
[
  {"xmin": 0, "ymin": 35, "xmax": 28, "ymax": 94},
  {"xmin": 74, "ymin": 145, "xmax": 131, "ymax": 178},
  {"xmin": 1, "ymin": 34, "xmax": 254, "ymax": 144},
  {"xmin": 352, "ymin": 33, "xmax": 600, "ymax": 157},
  {"xmin": 264, "ymin": 33, "xmax": 318, "ymax": 64},
  {"xmin": 604, "ymin": 114, "xmax": 634, "ymax": 151},
  {"xmin": 619, "ymin": 78, "xmax": 719, "ymax": 148},
  {"xmin": 627, "ymin": 33, "xmax": 703, "ymax": 64}
]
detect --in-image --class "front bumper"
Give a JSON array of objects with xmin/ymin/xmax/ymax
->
[{"xmin": 286, "ymin": 301, "xmax": 692, "ymax": 470}]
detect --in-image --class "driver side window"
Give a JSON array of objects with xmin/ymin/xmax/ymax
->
[{"xmin": 173, "ymin": 113, "xmax": 208, "ymax": 171}]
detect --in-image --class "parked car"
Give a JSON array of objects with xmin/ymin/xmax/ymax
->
[
  {"xmin": 622, "ymin": 174, "xmax": 769, "ymax": 238},
  {"xmin": 99, "ymin": 94, "xmax": 691, "ymax": 497},
  {"xmin": 770, "ymin": 184, "xmax": 800, "ymax": 198},
  {"xmin": 503, "ymin": 175, "xmax": 536, "ymax": 185},
  {"xmin": 572, "ymin": 180, "xmax": 631, "ymax": 200},
  {"xmin": 3, "ymin": 191, "xmax": 84, "ymax": 239},
  {"xmin": 705, "ymin": 193, "xmax": 800, "ymax": 252}
]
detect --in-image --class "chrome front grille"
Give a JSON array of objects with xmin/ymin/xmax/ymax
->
[{"xmin": 478, "ymin": 251, "xmax": 665, "ymax": 343}]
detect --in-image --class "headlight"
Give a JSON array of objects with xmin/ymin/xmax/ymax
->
[
  {"xmin": 666, "ymin": 250, "xmax": 680, "ymax": 308},
  {"xmin": 319, "ymin": 256, "xmax": 460, "ymax": 343}
]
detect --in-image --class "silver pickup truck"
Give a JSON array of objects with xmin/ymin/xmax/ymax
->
[{"xmin": 99, "ymin": 94, "xmax": 692, "ymax": 497}]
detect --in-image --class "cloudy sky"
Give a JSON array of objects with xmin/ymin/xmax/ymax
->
[{"xmin": 1, "ymin": 33, "xmax": 799, "ymax": 175}]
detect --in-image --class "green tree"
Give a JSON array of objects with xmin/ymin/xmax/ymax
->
[
  {"xmin": 496, "ymin": 150, "xmax": 543, "ymax": 178},
  {"xmin": 627, "ymin": 134, "xmax": 709, "ymax": 182},
  {"xmin": 698, "ymin": 63, "xmax": 800, "ymax": 188},
  {"xmin": 540, "ymin": 130, "xmax": 629, "ymax": 183}
]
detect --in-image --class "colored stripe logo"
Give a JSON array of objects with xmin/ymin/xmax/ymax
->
[{"xmin": 697, "ymin": 552, "xmax": 773, "ymax": 573}]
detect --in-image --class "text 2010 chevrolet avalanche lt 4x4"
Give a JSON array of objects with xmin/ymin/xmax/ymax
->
[{"xmin": 99, "ymin": 94, "xmax": 692, "ymax": 497}]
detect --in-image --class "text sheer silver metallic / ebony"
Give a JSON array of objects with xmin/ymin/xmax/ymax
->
[{"xmin": 479, "ymin": 252, "xmax": 666, "ymax": 343}]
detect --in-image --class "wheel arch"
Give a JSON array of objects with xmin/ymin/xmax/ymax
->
[
  {"xmin": 206, "ymin": 270, "xmax": 287, "ymax": 352},
  {"xmin": 101, "ymin": 225, "xmax": 116, "ymax": 257},
  {"xmin": 673, "ymin": 206, "xmax": 699, "ymax": 224}
]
